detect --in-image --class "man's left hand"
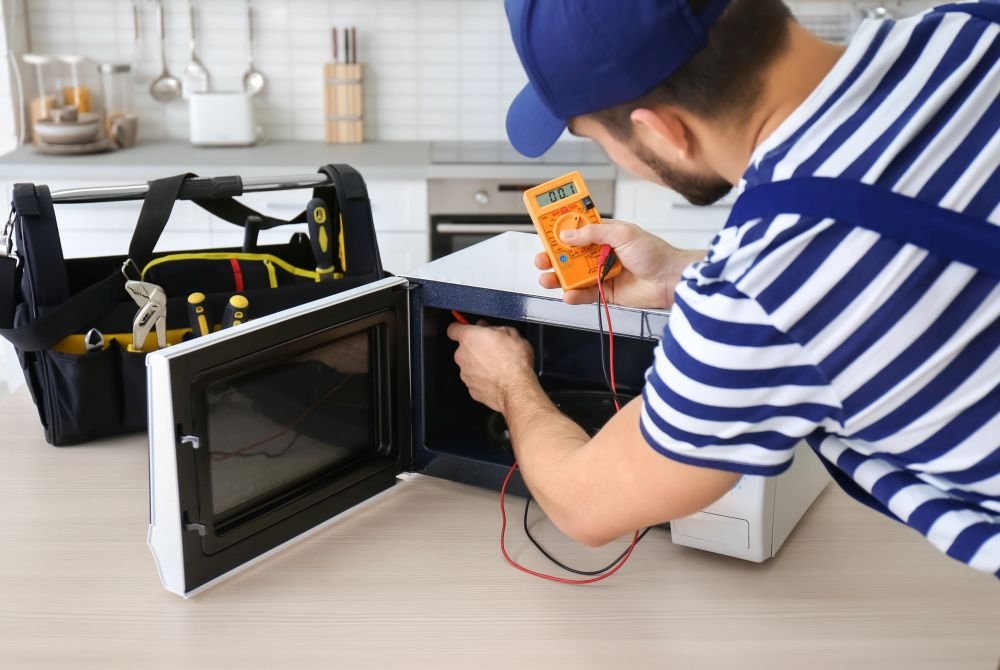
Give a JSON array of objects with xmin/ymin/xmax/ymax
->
[{"xmin": 446, "ymin": 322, "xmax": 536, "ymax": 413}]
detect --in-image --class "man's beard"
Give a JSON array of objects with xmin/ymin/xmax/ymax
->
[{"xmin": 633, "ymin": 142, "xmax": 733, "ymax": 206}]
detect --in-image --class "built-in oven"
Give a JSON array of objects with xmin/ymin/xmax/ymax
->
[
  {"xmin": 427, "ymin": 141, "xmax": 616, "ymax": 260},
  {"xmin": 428, "ymin": 178, "xmax": 615, "ymax": 260}
]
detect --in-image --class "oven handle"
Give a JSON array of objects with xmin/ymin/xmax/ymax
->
[{"xmin": 435, "ymin": 223, "xmax": 537, "ymax": 234}]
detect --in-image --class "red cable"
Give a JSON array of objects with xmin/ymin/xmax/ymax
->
[
  {"xmin": 499, "ymin": 461, "xmax": 640, "ymax": 584},
  {"xmin": 495, "ymin": 251, "xmax": 641, "ymax": 584}
]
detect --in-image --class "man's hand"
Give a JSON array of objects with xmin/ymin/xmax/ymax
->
[
  {"xmin": 446, "ymin": 321, "xmax": 536, "ymax": 413},
  {"xmin": 536, "ymin": 219, "xmax": 705, "ymax": 309}
]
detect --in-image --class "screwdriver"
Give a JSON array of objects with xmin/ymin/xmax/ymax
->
[
  {"xmin": 243, "ymin": 215, "xmax": 262, "ymax": 254},
  {"xmin": 307, "ymin": 197, "xmax": 338, "ymax": 281},
  {"xmin": 222, "ymin": 295, "xmax": 250, "ymax": 329},
  {"xmin": 187, "ymin": 292, "xmax": 213, "ymax": 338}
]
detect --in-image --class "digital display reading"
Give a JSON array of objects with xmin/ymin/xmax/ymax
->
[{"xmin": 535, "ymin": 181, "xmax": 578, "ymax": 207}]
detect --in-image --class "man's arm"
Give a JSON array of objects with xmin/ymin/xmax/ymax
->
[
  {"xmin": 447, "ymin": 322, "xmax": 739, "ymax": 548},
  {"xmin": 503, "ymin": 380, "xmax": 739, "ymax": 547}
]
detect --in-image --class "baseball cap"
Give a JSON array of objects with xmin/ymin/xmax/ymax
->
[{"xmin": 504, "ymin": 0, "xmax": 732, "ymax": 157}]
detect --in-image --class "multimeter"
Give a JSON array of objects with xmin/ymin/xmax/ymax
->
[{"xmin": 523, "ymin": 171, "xmax": 623, "ymax": 291}]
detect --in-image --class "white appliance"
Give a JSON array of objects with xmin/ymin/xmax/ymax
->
[
  {"xmin": 189, "ymin": 92, "xmax": 258, "ymax": 147},
  {"xmin": 146, "ymin": 230, "xmax": 829, "ymax": 597}
]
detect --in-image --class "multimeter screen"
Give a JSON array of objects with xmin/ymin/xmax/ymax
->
[{"xmin": 535, "ymin": 181, "xmax": 579, "ymax": 207}]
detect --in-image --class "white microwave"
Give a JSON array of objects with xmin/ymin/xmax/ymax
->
[{"xmin": 146, "ymin": 233, "xmax": 829, "ymax": 597}]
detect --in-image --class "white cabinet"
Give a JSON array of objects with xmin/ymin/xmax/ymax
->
[
  {"xmin": 7, "ymin": 180, "xmax": 214, "ymax": 259},
  {"xmin": 614, "ymin": 178, "xmax": 735, "ymax": 251},
  {"xmin": 9, "ymin": 178, "xmax": 431, "ymax": 273},
  {"xmin": 211, "ymin": 179, "xmax": 429, "ymax": 272}
]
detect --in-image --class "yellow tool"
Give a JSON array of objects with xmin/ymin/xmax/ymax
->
[
  {"xmin": 221, "ymin": 295, "xmax": 250, "ymax": 328},
  {"xmin": 523, "ymin": 171, "xmax": 623, "ymax": 291},
  {"xmin": 307, "ymin": 197, "xmax": 341, "ymax": 281},
  {"xmin": 187, "ymin": 292, "xmax": 212, "ymax": 338}
]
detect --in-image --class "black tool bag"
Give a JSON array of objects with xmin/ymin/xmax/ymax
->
[{"xmin": 0, "ymin": 164, "xmax": 385, "ymax": 446}]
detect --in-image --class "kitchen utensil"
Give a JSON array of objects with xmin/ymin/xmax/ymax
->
[
  {"xmin": 150, "ymin": 0, "xmax": 181, "ymax": 102},
  {"xmin": 108, "ymin": 112, "xmax": 139, "ymax": 149},
  {"xmin": 182, "ymin": 0, "xmax": 210, "ymax": 99},
  {"xmin": 34, "ymin": 111, "xmax": 102, "ymax": 145},
  {"xmin": 189, "ymin": 92, "xmax": 258, "ymax": 146},
  {"xmin": 59, "ymin": 55, "xmax": 92, "ymax": 113},
  {"xmin": 33, "ymin": 137, "xmax": 114, "ymax": 156},
  {"xmin": 242, "ymin": 0, "xmax": 266, "ymax": 96},
  {"xmin": 23, "ymin": 53, "xmax": 54, "ymax": 123},
  {"xmin": 130, "ymin": 0, "xmax": 145, "ymax": 84}
]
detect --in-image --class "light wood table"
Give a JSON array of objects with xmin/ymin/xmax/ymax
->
[{"xmin": 0, "ymin": 388, "xmax": 997, "ymax": 670}]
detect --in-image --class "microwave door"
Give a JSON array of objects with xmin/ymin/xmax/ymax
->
[{"xmin": 147, "ymin": 277, "xmax": 413, "ymax": 597}]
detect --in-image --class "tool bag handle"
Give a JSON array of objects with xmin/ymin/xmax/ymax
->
[
  {"xmin": 0, "ymin": 164, "xmax": 382, "ymax": 352},
  {"xmin": 729, "ymin": 177, "xmax": 1000, "ymax": 277}
]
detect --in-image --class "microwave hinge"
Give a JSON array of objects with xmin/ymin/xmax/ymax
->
[{"xmin": 180, "ymin": 435, "xmax": 200, "ymax": 449}]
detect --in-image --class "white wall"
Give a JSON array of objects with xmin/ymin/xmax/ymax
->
[{"xmin": 1, "ymin": 0, "xmax": 940, "ymax": 148}]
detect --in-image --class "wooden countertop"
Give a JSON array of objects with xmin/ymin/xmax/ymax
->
[{"xmin": 0, "ymin": 388, "xmax": 997, "ymax": 669}]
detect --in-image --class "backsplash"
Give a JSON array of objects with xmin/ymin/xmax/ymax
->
[{"xmin": 2, "ymin": 0, "xmax": 938, "ymax": 146}]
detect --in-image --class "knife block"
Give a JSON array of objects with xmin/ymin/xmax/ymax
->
[{"xmin": 324, "ymin": 63, "xmax": 364, "ymax": 144}]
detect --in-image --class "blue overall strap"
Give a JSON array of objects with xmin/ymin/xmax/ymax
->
[
  {"xmin": 729, "ymin": 177, "xmax": 1000, "ymax": 277},
  {"xmin": 932, "ymin": 2, "xmax": 1000, "ymax": 23}
]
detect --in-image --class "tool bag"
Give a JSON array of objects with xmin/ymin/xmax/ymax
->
[{"xmin": 0, "ymin": 164, "xmax": 385, "ymax": 446}]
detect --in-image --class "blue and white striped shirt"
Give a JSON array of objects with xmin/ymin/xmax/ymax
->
[{"xmin": 641, "ymin": 6, "xmax": 1000, "ymax": 576}]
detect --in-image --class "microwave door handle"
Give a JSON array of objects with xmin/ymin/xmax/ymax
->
[{"xmin": 435, "ymin": 223, "xmax": 537, "ymax": 234}]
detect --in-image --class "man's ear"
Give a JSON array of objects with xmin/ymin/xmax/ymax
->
[{"xmin": 630, "ymin": 107, "xmax": 691, "ymax": 160}]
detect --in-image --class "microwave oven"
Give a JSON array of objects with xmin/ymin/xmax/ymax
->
[{"xmin": 146, "ymin": 232, "xmax": 829, "ymax": 597}]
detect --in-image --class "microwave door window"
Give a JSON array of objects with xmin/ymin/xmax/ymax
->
[{"xmin": 205, "ymin": 331, "xmax": 376, "ymax": 520}]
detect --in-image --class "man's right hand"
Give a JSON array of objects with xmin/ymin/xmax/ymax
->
[{"xmin": 535, "ymin": 219, "xmax": 705, "ymax": 309}]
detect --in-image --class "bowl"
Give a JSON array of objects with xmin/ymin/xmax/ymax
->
[{"xmin": 34, "ymin": 112, "xmax": 102, "ymax": 145}]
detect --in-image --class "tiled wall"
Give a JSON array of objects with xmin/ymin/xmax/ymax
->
[{"xmin": 4, "ymin": 0, "xmax": 938, "ymax": 145}]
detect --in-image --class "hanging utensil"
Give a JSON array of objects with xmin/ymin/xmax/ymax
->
[
  {"xmin": 130, "ymin": 0, "xmax": 146, "ymax": 84},
  {"xmin": 182, "ymin": 0, "xmax": 210, "ymax": 99},
  {"xmin": 242, "ymin": 0, "xmax": 266, "ymax": 96},
  {"xmin": 150, "ymin": 0, "xmax": 181, "ymax": 102}
]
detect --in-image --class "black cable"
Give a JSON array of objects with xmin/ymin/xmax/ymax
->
[
  {"xmin": 522, "ymin": 495, "xmax": 652, "ymax": 576},
  {"xmin": 518, "ymin": 258, "xmax": 649, "ymax": 577}
]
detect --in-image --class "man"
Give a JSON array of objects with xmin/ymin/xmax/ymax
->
[{"xmin": 447, "ymin": 0, "xmax": 1000, "ymax": 576}]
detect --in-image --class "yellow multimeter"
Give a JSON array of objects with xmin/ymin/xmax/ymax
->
[{"xmin": 523, "ymin": 171, "xmax": 623, "ymax": 291}]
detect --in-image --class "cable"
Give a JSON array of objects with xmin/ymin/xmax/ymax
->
[
  {"xmin": 495, "ymin": 247, "xmax": 650, "ymax": 584},
  {"xmin": 522, "ymin": 495, "xmax": 652, "ymax": 576},
  {"xmin": 499, "ymin": 462, "xmax": 641, "ymax": 585}
]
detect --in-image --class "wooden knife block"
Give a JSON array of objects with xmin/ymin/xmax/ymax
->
[{"xmin": 324, "ymin": 63, "xmax": 363, "ymax": 144}]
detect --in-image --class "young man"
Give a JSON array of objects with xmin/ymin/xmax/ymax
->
[{"xmin": 447, "ymin": 0, "xmax": 1000, "ymax": 576}]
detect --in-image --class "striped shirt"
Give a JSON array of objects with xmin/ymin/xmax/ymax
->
[{"xmin": 640, "ymin": 5, "xmax": 1000, "ymax": 576}]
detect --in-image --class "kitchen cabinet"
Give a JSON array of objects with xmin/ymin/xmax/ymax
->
[
  {"xmin": 7, "ymin": 177, "xmax": 431, "ymax": 273},
  {"xmin": 214, "ymin": 179, "xmax": 429, "ymax": 272},
  {"xmin": 614, "ymin": 178, "xmax": 735, "ymax": 251}
]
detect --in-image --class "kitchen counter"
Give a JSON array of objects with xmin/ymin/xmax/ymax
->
[
  {"xmin": 0, "ymin": 140, "xmax": 619, "ymax": 184},
  {"xmin": 0, "ymin": 140, "xmax": 434, "ymax": 182},
  {"xmin": 0, "ymin": 387, "xmax": 997, "ymax": 669}
]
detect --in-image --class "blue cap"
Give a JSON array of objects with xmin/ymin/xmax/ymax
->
[{"xmin": 505, "ymin": 0, "xmax": 732, "ymax": 158}]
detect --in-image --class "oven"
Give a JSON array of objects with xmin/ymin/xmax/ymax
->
[
  {"xmin": 428, "ymin": 177, "xmax": 615, "ymax": 260},
  {"xmin": 427, "ymin": 141, "xmax": 616, "ymax": 260}
]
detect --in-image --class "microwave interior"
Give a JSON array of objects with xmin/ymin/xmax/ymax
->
[{"xmin": 148, "ymin": 277, "xmax": 659, "ymax": 595}]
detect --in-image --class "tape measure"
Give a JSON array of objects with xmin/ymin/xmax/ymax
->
[{"xmin": 523, "ymin": 171, "xmax": 622, "ymax": 291}]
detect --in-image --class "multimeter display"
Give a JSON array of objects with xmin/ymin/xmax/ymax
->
[
  {"xmin": 523, "ymin": 171, "xmax": 622, "ymax": 291},
  {"xmin": 535, "ymin": 181, "xmax": 579, "ymax": 207}
]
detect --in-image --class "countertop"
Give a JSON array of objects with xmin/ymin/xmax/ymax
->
[
  {"xmin": 0, "ymin": 140, "xmax": 619, "ymax": 184},
  {"xmin": 0, "ymin": 387, "xmax": 997, "ymax": 670}
]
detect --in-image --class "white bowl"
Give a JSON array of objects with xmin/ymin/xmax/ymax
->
[{"xmin": 34, "ymin": 112, "xmax": 101, "ymax": 145}]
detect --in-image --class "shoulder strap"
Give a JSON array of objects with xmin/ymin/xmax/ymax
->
[
  {"xmin": 932, "ymin": 2, "xmax": 1000, "ymax": 23},
  {"xmin": 729, "ymin": 177, "xmax": 1000, "ymax": 278}
]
